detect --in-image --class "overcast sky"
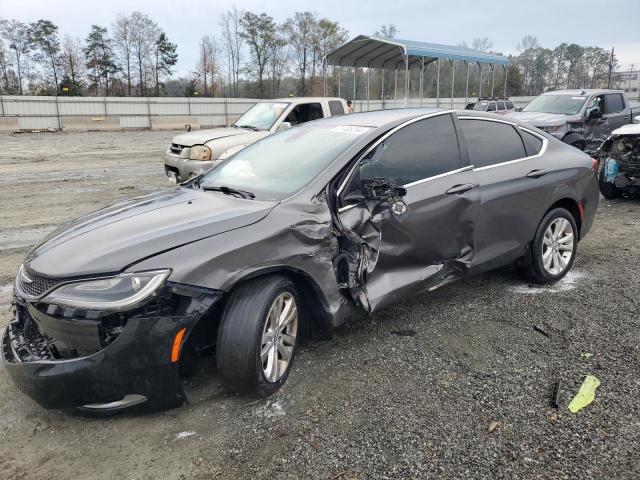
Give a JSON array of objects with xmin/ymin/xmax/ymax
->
[{"xmin": 2, "ymin": 0, "xmax": 639, "ymax": 76}]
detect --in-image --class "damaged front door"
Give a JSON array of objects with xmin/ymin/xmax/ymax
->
[{"xmin": 333, "ymin": 113, "xmax": 480, "ymax": 312}]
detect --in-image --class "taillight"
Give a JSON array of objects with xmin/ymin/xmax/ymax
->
[{"xmin": 591, "ymin": 158, "xmax": 598, "ymax": 174}]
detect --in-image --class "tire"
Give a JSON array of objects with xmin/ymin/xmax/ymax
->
[
  {"xmin": 217, "ymin": 275, "xmax": 301, "ymax": 397},
  {"xmin": 562, "ymin": 133, "xmax": 586, "ymax": 151},
  {"xmin": 598, "ymin": 163, "xmax": 623, "ymax": 199},
  {"xmin": 520, "ymin": 207, "xmax": 578, "ymax": 284}
]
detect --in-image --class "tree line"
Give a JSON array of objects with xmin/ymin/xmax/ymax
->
[{"xmin": 0, "ymin": 12, "xmax": 626, "ymax": 99}]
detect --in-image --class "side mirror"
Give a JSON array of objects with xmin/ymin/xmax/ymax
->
[
  {"xmin": 588, "ymin": 109, "xmax": 603, "ymax": 120},
  {"xmin": 277, "ymin": 121, "xmax": 291, "ymax": 132},
  {"xmin": 516, "ymin": 107, "xmax": 523, "ymax": 112}
]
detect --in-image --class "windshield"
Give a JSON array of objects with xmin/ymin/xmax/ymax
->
[
  {"xmin": 523, "ymin": 95, "xmax": 587, "ymax": 115},
  {"xmin": 234, "ymin": 102, "xmax": 289, "ymax": 130},
  {"xmin": 200, "ymin": 125, "xmax": 372, "ymax": 200}
]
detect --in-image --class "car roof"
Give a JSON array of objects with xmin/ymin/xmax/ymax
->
[
  {"xmin": 264, "ymin": 97, "xmax": 346, "ymax": 103},
  {"xmin": 541, "ymin": 89, "xmax": 624, "ymax": 96},
  {"xmin": 307, "ymin": 108, "xmax": 449, "ymax": 128}
]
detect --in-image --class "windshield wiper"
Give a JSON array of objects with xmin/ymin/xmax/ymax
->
[{"xmin": 202, "ymin": 185, "xmax": 255, "ymax": 199}]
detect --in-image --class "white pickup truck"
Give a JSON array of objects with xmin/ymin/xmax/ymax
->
[{"xmin": 164, "ymin": 97, "xmax": 349, "ymax": 182}]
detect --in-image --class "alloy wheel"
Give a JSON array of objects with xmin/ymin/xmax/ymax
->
[
  {"xmin": 542, "ymin": 217, "xmax": 574, "ymax": 275},
  {"xmin": 260, "ymin": 292, "xmax": 298, "ymax": 383}
]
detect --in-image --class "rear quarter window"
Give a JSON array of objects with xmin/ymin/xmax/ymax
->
[
  {"xmin": 329, "ymin": 100, "xmax": 345, "ymax": 116},
  {"xmin": 520, "ymin": 129, "xmax": 544, "ymax": 156},
  {"xmin": 506, "ymin": 101, "xmax": 515, "ymax": 109}
]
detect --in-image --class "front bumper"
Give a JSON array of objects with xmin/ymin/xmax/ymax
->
[
  {"xmin": 163, "ymin": 153, "xmax": 217, "ymax": 183},
  {"xmin": 1, "ymin": 293, "xmax": 217, "ymax": 413}
]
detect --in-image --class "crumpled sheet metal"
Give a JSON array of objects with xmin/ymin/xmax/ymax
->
[{"xmin": 584, "ymin": 117, "xmax": 611, "ymax": 152}]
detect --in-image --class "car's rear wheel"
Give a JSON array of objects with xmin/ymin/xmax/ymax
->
[
  {"xmin": 520, "ymin": 207, "xmax": 578, "ymax": 284},
  {"xmin": 217, "ymin": 275, "xmax": 300, "ymax": 396},
  {"xmin": 598, "ymin": 162, "xmax": 623, "ymax": 199}
]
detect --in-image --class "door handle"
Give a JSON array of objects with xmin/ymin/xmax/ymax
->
[
  {"xmin": 445, "ymin": 183, "xmax": 475, "ymax": 194},
  {"xmin": 526, "ymin": 169, "xmax": 547, "ymax": 179}
]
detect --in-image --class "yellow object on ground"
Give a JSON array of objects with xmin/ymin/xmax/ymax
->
[{"xmin": 568, "ymin": 375, "xmax": 600, "ymax": 413}]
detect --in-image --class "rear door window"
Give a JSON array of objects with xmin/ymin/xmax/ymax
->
[
  {"xmin": 497, "ymin": 102, "xmax": 506, "ymax": 111},
  {"xmin": 358, "ymin": 114, "xmax": 461, "ymax": 185},
  {"xmin": 505, "ymin": 101, "xmax": 515, "ymax": 109},
  {"xmin": 329, "ymin": 100, "xmax": 345, "ymax": 116},
  {"xmin": 604, "ymin": 93, "xmax": 625, "ymax": 114},
  {"xmin": 285, "ymin": 103, "xmax": 324, "ymax": 126},
  {"xmin": 460, "ymin": 119, "xmax": 526, "ymax": 168},
  {"xmin": 486, "ymin": 102, "xmax": 497, "ymax": 112}
]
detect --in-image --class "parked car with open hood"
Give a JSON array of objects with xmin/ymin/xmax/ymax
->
[
  {"xmin": 596, "ymin": 123, "xmax": 640, "ymax": 198},
  {"xmin": 507, "ymin": 89, "xmax": 640, "ymax": 152},
  {"xmin": 3, "ymin": 108, "xmax": 599, "ymax": 414},
  {"xmin": 164, "ymin": 97, "xmax": 349, "ymax": 183}
]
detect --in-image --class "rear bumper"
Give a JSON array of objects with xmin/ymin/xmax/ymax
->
[{"xmin": 1, "ymin": 296, "xmax": 214, "ymax": 413}]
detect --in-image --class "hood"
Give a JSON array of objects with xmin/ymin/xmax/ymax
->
[
  {"xmin": 507, "ymin": 111, "xmax": 578, "ymax": 127},
  {"xmin": 26, "ymin": 188, "xmax": 278, "ymax": 278},
  {"xmin": 171, "ymin": 127, "xmax": 261, "ymax": 147},
  {"xmin": 611, "ymin": 124, "xmax": 640, "ymax": 136}
]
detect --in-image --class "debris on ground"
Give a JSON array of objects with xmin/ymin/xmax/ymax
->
[
  {"xmin": 175, "ymin": 431, "xmax": 196, "ymax": 439},
  {"xmin": 551, "ymin": 381, "xmax": 562, "ymax": 409},
  {"xmin": 534, "ymin": 324, "xmax": 550, "ymax": 337},
  {"xmin": 580, "ymin": 352, "xmax": 594, "ymax": 359},
  {"xmin": 486, "ymin": 421, "xmax": 502, "ymax": 435},
  {"xmin": 568, "ymin": 375, "xmax": 601, "ymax": 413}
]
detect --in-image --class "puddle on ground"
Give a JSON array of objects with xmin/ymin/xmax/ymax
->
[{"xmin": 509, "ymin": 271, "xmax": 586, "ymax": 294}]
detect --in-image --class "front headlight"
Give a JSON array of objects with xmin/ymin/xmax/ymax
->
[
  {"xmin": 189, "ymin": 145, "xmax": 212, "ymax": 161},
  {"xmin": 42, "ymin": 270, "xmax": 170, "ymax": 311}
]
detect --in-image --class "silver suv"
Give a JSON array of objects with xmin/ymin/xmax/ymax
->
[
  {"xmin": 466, "ymin": 97, "xmax": 516, "ymax": 115},
  {"xmin": 164, "ymin": 97, "xmax": 349, "ymax": 182}
]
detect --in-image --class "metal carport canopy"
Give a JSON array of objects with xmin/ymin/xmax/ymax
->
[
  {"xmin": 326, "ymin": 35, "xmax": 509, "ymax": 68},
  {"xmin": 324, "ymin": 35, "xmax": 510, "ymax": 108}
]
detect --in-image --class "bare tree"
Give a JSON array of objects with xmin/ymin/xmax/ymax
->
[
  {"xmin": 240, "ymin": 12, "xmax": 275, "ymax": 99},
  {"xmin": 59, "ymin": 35, "xmax": 85, "ymax": 94},
  {"xmin": 129, "ymin": 11, "xmax": 157, "ymax": 95},
  {"xmin": 0, "ymin": 19, "xmax": 31, "ymax": 94},
  {"xmin": 29, "ymin": 19, "xmax": 61, "ymax": 94},
  {"xmin": 197, "ymin": 35, "xmax": 217, "ymax": 96},
  {"xmin": 285, "ymin": 11, "xmax": 316, "ymax": 95},
  {"xmin": 268, "ymin": 32, "xmax": 288, "ymax": 97},
  {"xmin": 472, "ymin": 37, "xmax": 494, "ymax": 52},
  {"xmin": 219, "ymin": 7, "xmax": 243, "ymax": 97},
  {"xmin": 112, "ymin": 14, "xmax": 135, "ymax": 95},
  {"xmin": 374, "ymin": 24, "xmax": 399, "ymax": 39}
]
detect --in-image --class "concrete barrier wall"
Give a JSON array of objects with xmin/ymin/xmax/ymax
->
[
  {"xmin": 0, "ymin": 117, "xmax": 19, "ymax": 132},
  {"xmin": 0, "ymin": 95, "xmax": 554, "ymax": 133},
  {"xmin": 62, "ymin": 116, "xmax": 121, "ymax": 132},
  {"xmin": 150, "ymin": 116, "xmax": 200, "ymax": 131}
]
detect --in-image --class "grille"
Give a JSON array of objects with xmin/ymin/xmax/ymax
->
[
  {"xmin": 169, "ymin": 143, "xmax": 185, "ymax": 155},
  {"xmin": 621, "ymin": 156, "xmax": 640, "ymax": 176},
  {"xmin": 16, "ymin": 267, "xmax": 66, "ymax": 298}
]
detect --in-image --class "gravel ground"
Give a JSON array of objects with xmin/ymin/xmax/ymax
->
[{"xmin": 0, "ymin": 131, "xmax": 638, "ymax": 480}]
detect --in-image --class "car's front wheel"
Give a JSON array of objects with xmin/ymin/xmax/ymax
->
[
  {"xmin": 520, "ymin": 207, "xmax": 578, "ymax": 284},
  {"xmin": 217, "ymin": 275, "xmax": 300, "ymax": 396}
]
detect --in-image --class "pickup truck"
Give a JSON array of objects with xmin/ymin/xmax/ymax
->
[
  {"xmin": 164, "ymin": 97, "xmax": 349, "ymax": 182},
  {"xmin": 507, "ymin": 89, "xmax": 640, "ymax": 153}
]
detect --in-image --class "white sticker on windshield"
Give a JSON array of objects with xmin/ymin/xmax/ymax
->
[
  {"xmin": 271, "ymin": 103, "xmax": 288, "ymax": 109},
  {"xmin": 330, "ymin": 126, "xmax": 370, "ymax": 135},
  {"xmin": 571, "ymin": 97, "xmax": 586, "ymax": 100}
]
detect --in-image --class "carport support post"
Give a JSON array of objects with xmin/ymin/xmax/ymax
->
[
  {"xmin": 478, "ymin": 62, "xmax": 483, "ymax": 98},
  {"xmin": 503, "ymin": 65, "xmax": 509, "ymax": 97},
  {"xmin": 381, "ymin": 68, "xmax": 385, "ymax": 109},
  {"xmin": 147, "ymin": 97, "xmax": 151, "ymax": 129},
  {"xmin": 367, "ymin": 68, "xmax": 370, "ymax": 111},
  {"xmin": 54, "ymin": 94, "xmax": 62, "ymax": 130},
  {"xmin": 464, "ymin": 61, "xmax": 470, "ymax": 107},
  {"xmin": 450, "ymin": 60, "xmax": 456, "ymax": 108},
  {"xmin": 338, "ymin": 67, "xmax": 341, "ymax": 97},
  {"xmin": 436, "ymin": 59, "xmax": 441, "ymax": 107},
  {"xmin": 353, "ymin": 67, "xmax": 357, "ymax": 108},
  {"xmin": 404, "ymin": 55, "xmax": 409, "ymax": 107},
  {"xmin": 394, "ymin": 69, "xmax": 398, "ymax": 103},
  {"xmin": 491, "ymin": 64, "xmax": 496, "ymax": 98},
  {"xmin": 419, "ymin": 57, "xmax": 425, "ymax": 107},
  {"xmin": 0, "ymin": 94, "xmax": 4, "ymax": 116}
]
